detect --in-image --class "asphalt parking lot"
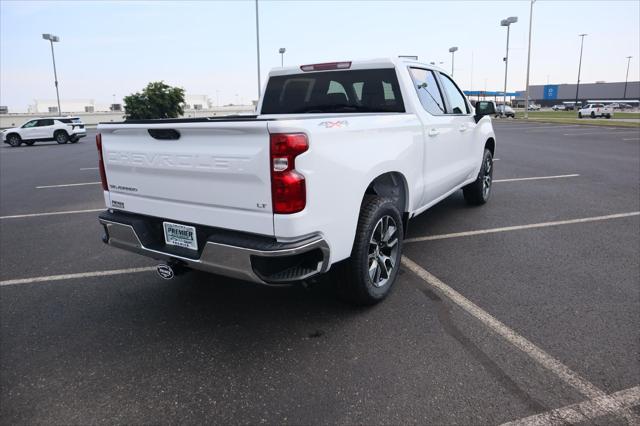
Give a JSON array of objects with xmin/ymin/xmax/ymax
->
[{"xmin": 1, "ymin": 122, "xmax": 639, "ymax": 425}]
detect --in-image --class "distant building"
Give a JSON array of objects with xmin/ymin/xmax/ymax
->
[
  {"xmin": 183, "ymin": 94, "xmax": 211, "ymax": 110},
  {"xmin": 28, "ymin": 99, "xmax": 111, "ymax": 114},
  {"xmin": 514, "ymin": 81, "xmax": 640, "ymax": 107},
  {"xmin": 0, "ymin": 106, "xmax": 8, "ymax": 114}
]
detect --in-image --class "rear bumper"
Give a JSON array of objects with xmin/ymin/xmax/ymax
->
[{"xmin": 99, "ymin": 210, "xmax": 330, "ymax": 285}]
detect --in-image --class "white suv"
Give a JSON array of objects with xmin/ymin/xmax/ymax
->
[{"xmin": 2, "ymin": 117, "xmax": 87, "ymax": 147}]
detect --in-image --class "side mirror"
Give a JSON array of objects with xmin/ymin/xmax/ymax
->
[{"xmin": 474, "ymin": 101, "xmax": 496, "ymax": 123}]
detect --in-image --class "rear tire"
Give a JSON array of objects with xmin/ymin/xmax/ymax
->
[
  {"xmin": 590, "ymin": 112, "xmax": 595, "ymax": 119},
  {"xmin": 7, "ymin": 134, "xmax": 21, "ymax": 147},
  {"xmin": 335, "ymin": 196, "xmax": 403, "ymax": 306},
  {"xmin": 606, "ymin": 114, "xmax": 611, "ymax": 119},
  {"xmin": 578, "ymin": 112, "xmax": 582, "ymax": 118},
  {"xmin": 463, "ymin": 148, "xmax": 493, "ymax": 206},
  {"xmin": 55, "ymin": 131, "xmax": 69, "ymax": 144}
]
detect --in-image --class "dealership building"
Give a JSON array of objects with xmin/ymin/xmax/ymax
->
[{"xmin": 514, "ymin": 81, "xmax": 639, "ymax": 107}]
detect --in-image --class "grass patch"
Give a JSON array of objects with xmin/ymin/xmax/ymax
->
[
  {"xmin": 503, "ymin": 117, "xmax": 640, "ymax": 128},
  {"xmin": 515, "ymin": 111, "xmax": 640, "ymax": 120}
]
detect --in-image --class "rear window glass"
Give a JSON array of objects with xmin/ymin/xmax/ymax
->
[{"xmin": 261, "ymin": 69, "xmax": 405, "ymax": 114}]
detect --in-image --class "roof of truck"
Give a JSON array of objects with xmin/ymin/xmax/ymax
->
[{"xmin": 268, "ymin": 57, "xmax": 447, "ymax": 77}]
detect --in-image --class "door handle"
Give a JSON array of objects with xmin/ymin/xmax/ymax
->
[
  {"xmin": 458, "ymin": 125, "xmax": 468, "ymax": 132},
  {"xmin": 428, "ymin": 128, "xmax": 440, "ymax": 137}
]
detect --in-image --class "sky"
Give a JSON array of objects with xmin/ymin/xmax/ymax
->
[{"xmin": 1, "ymin": 0, "xmax": 639, "ymax": 112}]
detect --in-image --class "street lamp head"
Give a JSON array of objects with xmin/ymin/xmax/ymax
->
[
  {"xmin": 449, "ymin": 46, "xmax": 458, "ymax": 53},
  {"xmin": 279, "ymin": 47, "xmax": 286, "ymax": 54},
  {"xmin": 42, "ymin": 33, "xmax": 59, "ymax": 42},
  {"xmin": 501, "ymin": 16, "xmax": 518, "ymax": 26},
  {"xmin": 578, "ymin": 33, "xmax": 588, "ymax": 37}
]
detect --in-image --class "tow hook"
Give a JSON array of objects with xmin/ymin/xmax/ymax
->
[{"xmin": 156, "ymin": 261, "xmax": 188, "ymax": 280}]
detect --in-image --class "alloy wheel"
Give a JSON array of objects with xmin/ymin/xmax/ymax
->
[
  {"xmin": 367, "ymin": 215, "xmax": 399, "ymax": 288},
  {"xmin": 482, "ymin": 156, "xmax": 493, "ymax": 199}
]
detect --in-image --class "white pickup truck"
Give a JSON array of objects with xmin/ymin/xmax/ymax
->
[
  {"xmin": 578, "ymin": 103, "xmax": 613, "ymax": 119},
  {"xmin": 97, "ymin": 58, "xmax": 497, "ymax": 305}
]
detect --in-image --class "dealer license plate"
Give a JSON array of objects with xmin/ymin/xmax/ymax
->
[{"xmin": 163, "ymin": 222, "xmax": 198, "ymax": 250}]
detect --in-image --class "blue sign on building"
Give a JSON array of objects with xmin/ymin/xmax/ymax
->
[{"xmin": 543, "ymin": 85, "xmax": 559, "ymax": 100}]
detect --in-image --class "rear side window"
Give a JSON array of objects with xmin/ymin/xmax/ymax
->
[
  {"xmin": 261, "ymin": 69, "xmax": 405, "ymax": 114},
  {"xmin": 58, "ymin": 118, "xmax": 83, "ymax": 124},
  {"xmin": 409, "ymin": 68, "xmax": 446, "ymax": 115},
  {"xmin": 37, "ymin": 119, "xmax": 54, "ymax": 126},
  {"xmin": 439, "ymin": 73, "xmax": 470, "ymax": 114}
]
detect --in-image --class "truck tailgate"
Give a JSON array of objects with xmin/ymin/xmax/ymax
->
[{"xmin": 99, "ymin": 121, "xmax": 274, "ymax": 236}]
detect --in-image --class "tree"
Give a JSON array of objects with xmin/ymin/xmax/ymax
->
[{"xmin": 123, "ymin": 81, "xmax": 185, "ymax": 119}]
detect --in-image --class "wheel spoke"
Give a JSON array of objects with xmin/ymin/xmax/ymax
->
[
  {"xmin": 368, "ymin": 258, "xmax": 378, "ymax": 281},
  {"xmin": 377, "ymin": 256, "xmax": 389, "ymax": 280},
  {"xmin": 374, "ymin": 260, "xmax": 382, "ymax": 283},
  {"xmin": 382, "ymin": 225, "xmax": 396, "ymax": 244}
]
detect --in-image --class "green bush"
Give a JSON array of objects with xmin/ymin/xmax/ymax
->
[{"xmin": 123, "ymin": 81, "xmax": 185, "ymax": 119}]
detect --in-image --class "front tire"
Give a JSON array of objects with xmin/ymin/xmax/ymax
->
[
  {"xmin": 463, "ymin": 148, "xmax": 493, "ymax": 205},
  {"xmin": 7, "ymin": 134, "xmax": 21, "ymax": 147},
  {"xmin": 336, "ymin": 196, "xmax": 403, "ymax": 306},
  {"xmin": 55, "ymin": 131, "xmax": 69, "ymax": 144},
  {"xmin": 590, "ymin": 112, "xmax": 596, "ymax": 119},
  {"xmin": 578, "ymin": 112, "xmax": 582, "ymax": 118}
]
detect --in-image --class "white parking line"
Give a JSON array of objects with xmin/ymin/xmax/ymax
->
[
  {"xmin": 401, "ymin": 256, "xmax": 640, "ymax": 425},
  {"xmin": 0, "ymin": 267, "xmax": 156, "ymax": 287},
  {"xmin": 502, "ymin": 385, "xmax": 640, "ymax": 425},
  {"xmin": 36, "ymin": 182, "xmax": 101, "ymax": 189},
  {"xmin": 0, "ymin": 208, "xmax": 103, "ymax": 219},
  {"xmin": 493, "ymin": 174, "xmax": 579, "ymax": 183},
  {"xmin": 404, "ymin": 212, "xmax": 640, "ymax": 243},
  {"xmin": 80, "ymin": 167, "xmax": 98, "ymax": 170}
]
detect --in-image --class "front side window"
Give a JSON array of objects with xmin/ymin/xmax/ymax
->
[
  {"xmin": 408, "ymin": 68, "xmax": 445, "ymax": 115},
  {"xmin": 22, "ymin": 120, "xmax": 37, "ymax": 128},
  {"xmin": 439, "ymin": 73, "xmax": 470, "ymax": 114}
]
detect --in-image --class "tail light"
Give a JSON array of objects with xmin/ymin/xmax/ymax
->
[
  {"xmin": 96, "ymin": 133, "xmax": 108, "ymax": 191},
  {"xmin": 270, "ymin": 133, "xmax": 308, "ymax": 214}
]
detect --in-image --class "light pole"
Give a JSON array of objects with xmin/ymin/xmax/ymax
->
[
  {"xmin": 279, "ymin": 47, "xmax": 286, "ymax": 67},
  {"xmin": 524, "ymin": 0, "xmax": 536, "ymax": 119},
  {"xmin": 255, "ymin": 0, "xmax": 261, "ymax": 99},
  {"xmin": 623, "ymin": 56, "xmax": 633, "ymax": 99},
  {"xmin": 449, "ymin": 46, "xmax": 458, "ymax": 76},
  {"xmin": 500, "ymin": 16, "xmax": 518, "ymax": 116},
  {"xmin": 574, "ymin": 33, "xmax": 587, "ymax": 109},
  {"xmin": 42, "ymin": 33, "xmax": 61, "ymax": 114}
]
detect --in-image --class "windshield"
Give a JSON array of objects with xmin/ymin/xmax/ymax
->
[{"xmin": 261, "ymin": 69, "xmax": 405, "ymax": 114}]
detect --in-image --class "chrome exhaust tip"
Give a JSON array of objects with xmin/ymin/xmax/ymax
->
[{"xmin": 156, "ymin": 264, "xmax": 175, "ymax": 280}]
